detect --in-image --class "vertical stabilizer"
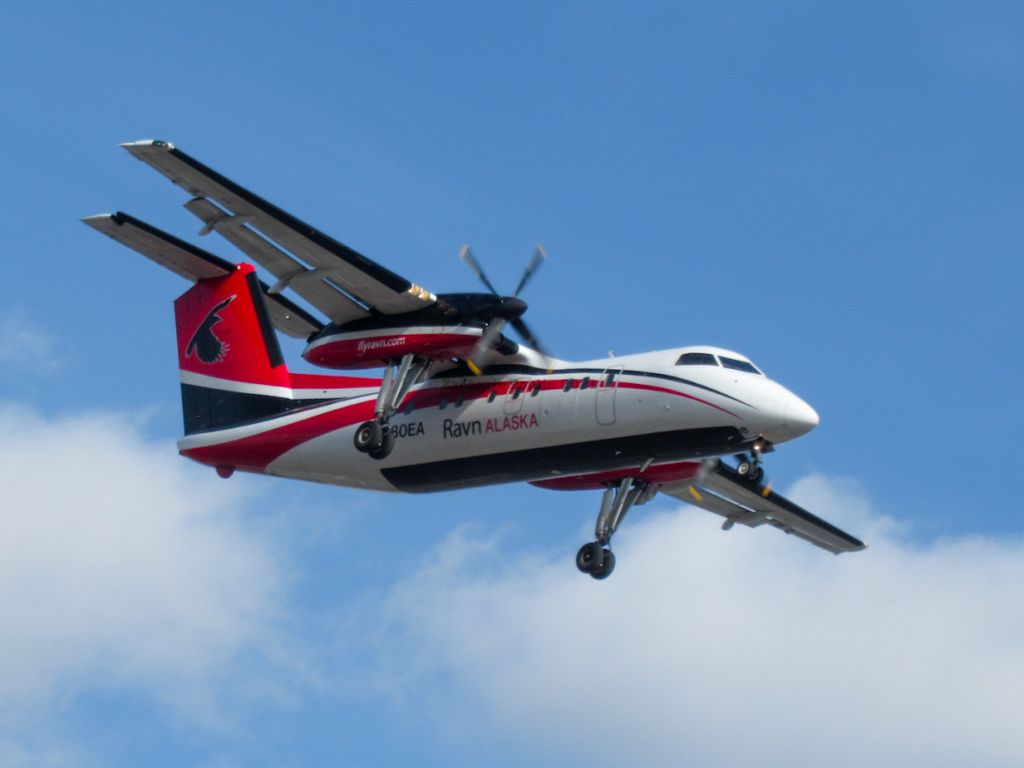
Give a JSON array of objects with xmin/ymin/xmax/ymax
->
[{"xmin": 175, "ymin": 264, "xmax": 294, "ymax": 433}]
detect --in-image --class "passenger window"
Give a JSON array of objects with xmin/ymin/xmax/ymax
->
[
  {"xmin": 580, "ymin": 376, "xmax": 591, "ymax": 390},
  {"xmin": 487, "ymin": 391, "xmax": 497, "ymax": 403},
  {"xmin": 676, "ymin": 352, "xmax": 718, "ymax": 366},
  {"xmin": 455, "ymin": 394, "xmax": 465, "ymax": 407},
  {"xmin": 562, "ymin": 380, "xmax": 572, "ymax": 392},
  {"xmin": 531, "ymin": 382, "xmax": 541, "ymax": 397}
]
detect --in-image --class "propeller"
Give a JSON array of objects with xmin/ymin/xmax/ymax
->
[
  {"xmin": 459, "ymin": 244, "xmax": 549, "ymax": 373},
  {"xmin": 459, "ymin": 244, "xmax": 501, "ymax": 297}
]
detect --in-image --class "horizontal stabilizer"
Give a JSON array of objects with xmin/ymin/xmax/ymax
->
[
  {"xmin": 83, "ymin": 211, "xmax": 233, "ymax": 281},
  {"xmin": 83, "ymin": 212, "xmax": 323, "ymax": 339}
]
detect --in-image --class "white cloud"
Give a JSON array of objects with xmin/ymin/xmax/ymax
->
[
  {"xmin": 352, "ymin": 475, "xmax": 1024, "ymax": 768},
  {"xmin": 0, "ymin": 311, "xmax": 57, "ymax": 370},
  {"xmin": 0, "ymin": 405, "xmax": 289, "ymax": 735},
  {"xmin": 6, "ymin": 404, "xmax": 1020, "ymax": 768}
]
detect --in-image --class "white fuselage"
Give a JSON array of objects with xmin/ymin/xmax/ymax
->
[{"xmin": 179, "ymin": 345, "xmax": 819, "ymax": 493}]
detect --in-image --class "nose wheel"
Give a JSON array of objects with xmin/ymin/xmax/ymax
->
[
  {"xmin": 576, "ymin": 477, "xmax": 656, "ymax": 580},
  {"xmin": 736, "ymin": 457, "xmax": 764, "ymax": 483},
  {"xmin": 735, "ymin": 440, "xmax": 772, "ymax": 484}
]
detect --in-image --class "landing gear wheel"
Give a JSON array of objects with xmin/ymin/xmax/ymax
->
[
  {"xmin": 737, "ymin": 460, "xmax": 751, "ymax": 477},
  {"xmin": 368, "ymin": 427, "xmax": 395, "ymax": 460},
  {"xmin": 576, "ymin": 542, "xmax": 605, "ymax": 574},
  {"xmin": 354, "ymin": 420, "xmax": 382, "ymax": 453},
  {"xmin": 747, "ymin": 466, "xmax": 764, "ymax": 484},
  {"xmin": 590, "ymin": 549, "xmax": 616, "ymax": 580}
]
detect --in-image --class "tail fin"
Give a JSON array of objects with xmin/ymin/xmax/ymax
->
[{"xmin": 175, "ymin": 263, "xmax": 295, "ymax": 434}]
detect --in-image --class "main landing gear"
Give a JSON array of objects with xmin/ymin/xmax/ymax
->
[
  {"xmin": 353, "ymin": 353, "xmax": 430, "ymax": 460},
  {"xmin": 576, "ymin": 477, "xmax": 657, "ymax": 580}
]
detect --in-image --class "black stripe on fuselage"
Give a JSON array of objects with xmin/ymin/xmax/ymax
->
[
  {"xmin": 429, "ymin": 363, "xmax": 754, "ymax": 408},
  {"xmin": 381, "ymin": 426, "xmax": 750, "ymax": 492},
  {"xmin": 181, "ymin": 383, "xmax": 338, "ymax": 435}
]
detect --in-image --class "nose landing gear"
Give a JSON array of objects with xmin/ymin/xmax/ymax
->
[
  {"xmin": 735, "ymin": 454, "xmax": 763, "ymax": 483},
  {"xmin": 576, "ymin": 477, "xmax": 657, "ymax": 580},
  {"xmin": 735, "ymin": 439, "xmax": 773, "ymax": 484}
]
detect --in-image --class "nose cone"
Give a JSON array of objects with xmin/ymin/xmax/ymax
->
[{"xmin": 782, "ymin": 395, "xmax": 819, "ymax": 439}]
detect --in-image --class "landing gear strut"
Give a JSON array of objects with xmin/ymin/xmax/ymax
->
[
  {"xmin": 576, "ymin": 477, "xmax": 657, "ymax": 580},
  {"xmin": 353, "ymin": 353, "xmax": 429, "ymax": 460},
  {"xmin": 735, "ymin": 439, "xmax": 772, "ymax": 484}
]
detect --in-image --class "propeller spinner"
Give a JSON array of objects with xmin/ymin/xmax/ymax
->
[{"xmin": 458, "ymin": 244, "xmax": 549, "ymax": 373}]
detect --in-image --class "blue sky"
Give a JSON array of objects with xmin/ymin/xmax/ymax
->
[{"xmin": 1, "ymin": 3, "xmax": 1023, "ymax": 766}]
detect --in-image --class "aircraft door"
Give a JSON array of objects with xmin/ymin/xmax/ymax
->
[
  {"xmin": 596, "ymin": 366, "xmax": 623, "ymax": 425},
  {"xmin": 542, "ymin": 377, "xmax": 577, "ymax": 433},
  {"xmin": 503, "ymin": 381, "xmax": 525, "ymax": 415}
]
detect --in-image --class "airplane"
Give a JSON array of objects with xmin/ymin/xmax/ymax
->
[{"xmin": 84, "ymin": 140, "xmax": 865, "ymax": 580}]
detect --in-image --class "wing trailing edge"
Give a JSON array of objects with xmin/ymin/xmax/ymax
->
[{"xmin": 119, "ymin": 139, "xmax": 438, "ymax": 317}]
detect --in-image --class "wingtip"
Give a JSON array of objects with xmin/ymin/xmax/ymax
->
[
  {"xmin": 120, "ymin": 139, "xmax": 176, "ymax": 153},
  {"xmin": 81, "ymin": 213, "xmax": 116, "ymax": 228},
  {"xmin": 82, "ymin": 212, "xmax": 130, "ymax": 230}
]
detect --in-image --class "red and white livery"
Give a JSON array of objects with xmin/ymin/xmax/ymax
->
[{"xmin": 85, "ymin": 140, "xmax": 865, "ymax": 580}]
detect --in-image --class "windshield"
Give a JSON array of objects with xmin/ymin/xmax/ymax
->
[
  {"xmin": 718, "ymin": 356, "xmax": 762, "ymax": 375},
  {"xmin": 676, "ymin": 352, "xmax": 719, "ymax": 366}
]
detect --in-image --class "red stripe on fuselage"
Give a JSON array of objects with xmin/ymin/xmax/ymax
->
[
  {"xmin": 289, "ymin": 372, "xmax": 381, "ymax": 389},
  {"xmin": 181, "ymin": 399, "xmax": 376, "ymax": 471},
  {"xmin": 181, "ymin": 374, "xmax": 742, "ymax": 473}
]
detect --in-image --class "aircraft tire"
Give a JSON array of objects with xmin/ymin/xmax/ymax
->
[
  {"xmin": 576, "ymin": 542, "xmax": 605, "ymax": 574},
  {"xmin": 368, "ymin": 428, "xmax": 395, "ymax": 460},
  {"xmin": 590, "ymin": 549, "xmax": 616, "ymax": 580},
  {"xmin": 354, "ymin": 420, "xmax": 382, "ymax": 453}
]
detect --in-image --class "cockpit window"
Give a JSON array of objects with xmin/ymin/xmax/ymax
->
[
  {"xmin": 676, "ymin": 352, "xmax": 719, "ymax": 366},
  {"xmin": 718, "ymin": 356, "xmax": 762, "ymax": 375}
]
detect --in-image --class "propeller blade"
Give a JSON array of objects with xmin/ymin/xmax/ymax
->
[
  {"xmin": 510, "ymin": 317, "xmax": 548, "ymax": 357},
  {"xmin": 466, "ymin": 318, "xmax": 508, "ymax": 374},
  {"xmin": 513, "ymin": 244, "xmax": 547, "ymax": 297},
  {"xmin": 459, "ymin": 244, "xmax": 500, "ymax": 296}
]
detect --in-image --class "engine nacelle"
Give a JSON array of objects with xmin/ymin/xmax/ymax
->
[{"xmin": 303, "ymin": 324, "xmax": 483, "ymax": 369}]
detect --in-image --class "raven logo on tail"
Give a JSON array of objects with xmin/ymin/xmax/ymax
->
[{"xmin": 186, "ymin": 295, "xmax": 236, "ymax": 363}]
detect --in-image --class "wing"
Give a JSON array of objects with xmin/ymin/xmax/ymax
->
[
  {"xmin": 83, "ymin": 212, "xmax": 322, "ymax": 339},
  {"xmin": 120, "ymin": 140, "xmax": 437, "ymax": 324},
  {"xmin": 662, "ymin": 460, "xmax": 866, "ymax": 554}
]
